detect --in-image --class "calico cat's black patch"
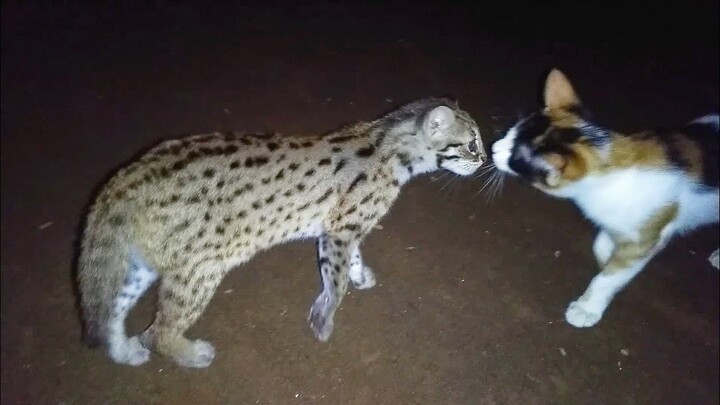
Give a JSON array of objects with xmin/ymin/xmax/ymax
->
[
  {"xmin": 508, "ymin": 113, "xmax": 553, "ymax": 181},
  {"xmin": 684, "ymin": 120, "xmax": 720, "ymax": 188},
  {"xmin": 513, "ymin": 112, "xmax": 551, "ymax": 142}
]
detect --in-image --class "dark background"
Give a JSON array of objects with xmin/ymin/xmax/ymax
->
[{"xmin": 2, "ymin": 1, "xmax": 718, "ymax": 404}]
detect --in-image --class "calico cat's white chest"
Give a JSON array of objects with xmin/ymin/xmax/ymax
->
[{"xmin": 555, "ymin": 168, "xmax": 683, "ymax": 237}]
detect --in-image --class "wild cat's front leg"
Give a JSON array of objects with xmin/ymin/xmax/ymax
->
[
  {"xmin": 566, "ymin": 209, "xmax": 676, "ymax": 328},
  {"xmin": 308, "ymin": 234, "xmax": 356, "ymax": 341}
]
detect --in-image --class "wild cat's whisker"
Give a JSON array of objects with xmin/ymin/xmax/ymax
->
[
  {"xmin": 440, "ymin": 173, "xmax": 460, "ymax": 192},
  {"xmin": 431, "ymin": 171, "xmax": 450, "ymax": 183},
  {"xmin": 475, "ymin": 164, "xmax": 496, "ymax": 179},
  {"xmin": 474, "ymin": 164, "xmax": 496, "ymax": 181}
]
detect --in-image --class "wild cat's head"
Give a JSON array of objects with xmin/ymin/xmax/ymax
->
[
  {"xmin": 491, "ymin": 69, "xmax": 610, "ymax": 193},
  {"xmin": 385, "ymin": 98, "xmax": 487, "ymax": 176}
]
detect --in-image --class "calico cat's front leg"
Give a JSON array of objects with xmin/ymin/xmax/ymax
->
[
  {"xmin": 567, "ymin": 207, "xmax": 677, "ymax": 327},
  {"xmin": 566, "ymin": 238, "xmax": 665, "ymax": 327},
  {"xmin": 308, "ymin": 234, "xmax": 355, "ymax": 341},
  {"xmin": 592, "ymin": 230, "xmax": 614, "ymax": 266}
]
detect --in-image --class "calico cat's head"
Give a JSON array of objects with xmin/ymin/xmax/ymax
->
[{"xmin": 491, "ymin": 69, "xmax": 609, "ymax": 193}]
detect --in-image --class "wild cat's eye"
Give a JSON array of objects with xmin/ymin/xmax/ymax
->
[{"xmin": 467, "ymin": 139, "xmax": 478, "ymax": 154}]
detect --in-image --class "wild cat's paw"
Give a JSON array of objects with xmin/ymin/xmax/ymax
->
[
  {"xmin": 175, "ymin": 339, "xmax": 215, "ymax": 369},
  {"xmin": 350, "ymin": 266, "xmax": 377, "ymax": 290},
  {"xmin": 709, "ymin": 249, "xmax": 719, "ymax": 269},
  {"xmin": 308, "ymin": 292, "xmax": 336, "ymax": 342},
  {"xmin": 565, "ymin": 300, "xmax": 603, "ymax": 328},
  {"xmin": 109, "ymin": 336, "xmax": 151, "ymax": 366}
]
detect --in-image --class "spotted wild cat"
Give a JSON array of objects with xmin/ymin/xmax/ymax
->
[
  {"xmin": 78, "ymin": 98, "xmax": 486, "ymax": 367},
  {"xmin": 492, "ymin": 69, "xmax": 719, "ymax": 328}
]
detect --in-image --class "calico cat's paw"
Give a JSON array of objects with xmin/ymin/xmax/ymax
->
[
  {"xmin": 709, "ymin": 249, "xmax": 719, "ymax": 269},
  {"xmin": 565, "ymin": 300, "xmax": 603, "ymax": 327}
]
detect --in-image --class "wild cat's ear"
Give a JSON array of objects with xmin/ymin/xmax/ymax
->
[
  {"xmin": 543, "ymin": 69, "xmax": 581, "ymax": 111},
  {"xmin": 423, "ymin": 105, "xmax": 456, "ymax": 137}
]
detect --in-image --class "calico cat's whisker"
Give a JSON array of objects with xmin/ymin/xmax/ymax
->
[
  {"xmin": 489, "ymin": 172, "xmax": 505, "ymax": 204},
  {"xmin": 490, "ymin": 174, "xmax": 506, "ymax": 203},
  {"xmin": 476, "ymin": 171, "xmax": 496, "ymax": 196},
  {"xmin": 484, "ymin": 172, "xmax": 501, "ymax": 204}
]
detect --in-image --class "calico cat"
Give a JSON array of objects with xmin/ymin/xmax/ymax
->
[{"xmin": 491, "ymin": 69, "xmax": 719, "ymax": 327}]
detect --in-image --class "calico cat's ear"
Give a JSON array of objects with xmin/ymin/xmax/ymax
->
[
  {"xmin": 423, "ymin": 106, "xmax": 456, "ymax": 137},
  {"xmin": 544, "ymin": 69, "xmax": 581, "ymax": 111}
]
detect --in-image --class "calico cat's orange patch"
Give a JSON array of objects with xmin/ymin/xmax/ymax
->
[
  {"xmin": 604, "ymin": 203, "xmax": 678, "ymax": 273},
  {"xmin": 608, "ymin": 133, "xmax": 669, "ymax": 169}
]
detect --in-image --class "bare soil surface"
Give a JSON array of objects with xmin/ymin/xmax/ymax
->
[{"xmin": 2, "ymin": 3, "xmax": 718, "ymax": 404}]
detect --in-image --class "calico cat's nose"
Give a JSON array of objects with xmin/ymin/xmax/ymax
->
[{"xmin": 490, "ymin": 137, "xmax": 507, "ymax": 154}]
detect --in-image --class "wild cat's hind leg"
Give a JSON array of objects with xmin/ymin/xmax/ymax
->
[
  {"xmin": 348, "ymin": 244, "xmax": 376, "ymax": 290},
  {"xmin": 142, "ymin": 262, "xmax": 226, "ymax": 368},
  {"xmin": 106, "ymin": 257, "xmax": 158, "ymax": 366}
]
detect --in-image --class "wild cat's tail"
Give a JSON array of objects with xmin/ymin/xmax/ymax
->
[{"xmin": 77, "ymin": 208, "xmax": 131, "ymax": 348}]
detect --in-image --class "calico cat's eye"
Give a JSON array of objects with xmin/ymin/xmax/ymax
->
[{"xmin": 467, "ymin": 139, "xmax": 478, "ymax": 154}]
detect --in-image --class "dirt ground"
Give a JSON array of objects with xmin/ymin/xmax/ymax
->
[{"xmin": 2, "ymin": 3, "xmax": 718, "ymax": 404}]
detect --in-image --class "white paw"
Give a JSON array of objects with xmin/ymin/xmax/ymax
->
[
  {"xmin": 565, "ymin": 300, "xmax": 603, "ymax": 328},
  {"xmin": 308, "ymin": 292, "xmax": 336, "ymax": 342},
  {"xmin": 109, "ymin": 336, "xmax": 151, "ymax": 366},
  {"xmin": 709, "ymin": 249, "xmax": 719, "ymax": 269},
  {"xmin": 350, "ymin": 266, "xmax": 377, "ymax": 290},
  {"xmin": 139, "ymin": 327, "xmax": 155, "ymax": 349},
  {"xmin": 176, "ymin": 339, "xmax": 216, "ymax": 368}
]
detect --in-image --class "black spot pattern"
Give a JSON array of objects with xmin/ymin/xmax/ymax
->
[
  {"xmin": 347, "ymin": 173, "xmax": 367, "ymax": 193},
  {"xmin": 356, "ymin": 145, "xmax": 375, "ymax": 157}
]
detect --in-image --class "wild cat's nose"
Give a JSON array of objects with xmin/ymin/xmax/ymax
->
[{"xmin": 479, "ymin": 148, "xmax": 488, "ymax": 162}]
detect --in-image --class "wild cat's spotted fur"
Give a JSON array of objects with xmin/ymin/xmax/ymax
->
[
  {"xmin": 492, "ymin": 69, "xmax": 719, "ymax": 328},
  {"xmin": 78, "ymin": 98, "xmax": 486, "ymax": 368}
]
